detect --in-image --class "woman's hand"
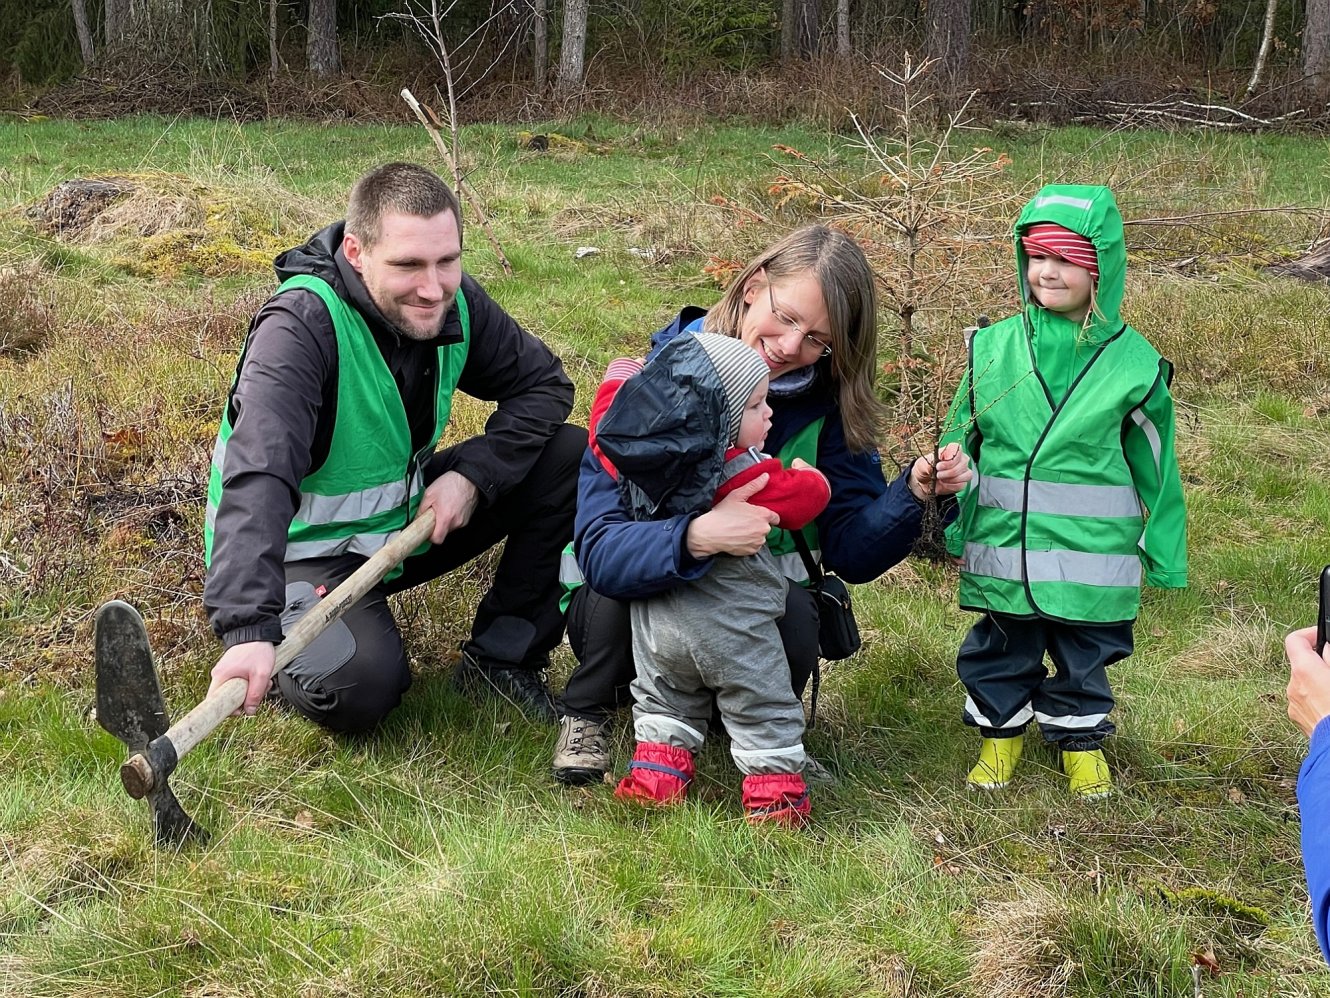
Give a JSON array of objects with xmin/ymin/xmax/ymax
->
[
  {"xmin": 686, "ymin": 474, "xmax": 777, "ymax": 558},
  {"xmin": 909, "ymin": 442, "xmax": 972, "ymax": 501}
]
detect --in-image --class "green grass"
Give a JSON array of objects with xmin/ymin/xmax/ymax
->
[{"xmin": 2, "ymin": 113, "xmax": 1330, "ymax": 996}]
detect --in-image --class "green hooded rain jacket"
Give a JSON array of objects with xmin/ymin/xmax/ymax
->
[{"xmin": 941, "ymin": 184, "xmax": 1187, "ymax": 623}]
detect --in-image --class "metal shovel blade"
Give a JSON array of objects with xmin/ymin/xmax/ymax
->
[
  {"xmin": 94, "ymin": 600, "xmax": 206, "ymax": 845},
  {"xmin": 95, "ymin": 600, "xmax": 169, "ymax": 749}
]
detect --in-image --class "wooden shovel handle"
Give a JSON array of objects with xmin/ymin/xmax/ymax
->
[{"xmin": 137, "ymin": 510, "xmax": 435, "ymax": 773}]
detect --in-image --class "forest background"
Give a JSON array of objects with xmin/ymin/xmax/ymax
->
[{"xmin": 3, "ymin": 0, "xmax": 1330, "ymax": 125}]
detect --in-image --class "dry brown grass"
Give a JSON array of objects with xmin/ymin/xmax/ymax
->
[
  {"xmin": 966, "ymin": 885, "xmax": 1078, "ymax": 997},
  {"xmin": 0, "ymin": 262, "xmax": 57, "ymax": 355}
]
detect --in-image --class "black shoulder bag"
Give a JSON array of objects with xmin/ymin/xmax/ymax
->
[{"xmin": 792, "ymin": 532, "xmax": 861, "ymax": 662}]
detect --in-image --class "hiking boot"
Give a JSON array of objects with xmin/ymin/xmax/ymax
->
[
  {"xmin": 803, "ymin": 754, "xmax": 838, "ymax": 787},
  {"xmin": 966, "ymin": 735, "xmax": 1023, "ymax": 790},
  {"xmin": 1062, "ymin": 749, "xmax": 1113, "ymax": 799},
  {"xmin": 552, "ymin": 714, "xmax": 611, "ymax": 785},
  {"xmin": 454, "ymin": 651, "xmax": 556, "ymax": 724}
]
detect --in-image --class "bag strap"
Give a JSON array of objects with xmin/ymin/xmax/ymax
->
[
  {"xmin": 791, "ymin": 530, "xmax": 824, "ymax": 586},
  {"xmin": 792, "ymin": 529, "xmax": 824, "ymax": 727}
]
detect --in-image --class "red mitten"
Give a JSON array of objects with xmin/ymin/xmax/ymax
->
[
  {"xmin": 614, "ymin": 742, "xmax": 695, "ymax": 804},
  {"xmin": 714, "ymin": 454, "xmax": 831, "ymax": 531},
  {"xmin": 741, "ymin": 772, "xmax": 811, "ymax": 827}
]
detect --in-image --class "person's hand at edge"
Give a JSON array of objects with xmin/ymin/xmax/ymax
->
[{"xmin": 1287, "ymin": 625, "xmax": 1330, "ymax": 738}]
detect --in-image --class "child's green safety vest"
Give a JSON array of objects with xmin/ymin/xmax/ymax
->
[
  {"xmin": 204, "ymin": 274, "xmax": 470, "ymax": 581},
  {"xmin": 953, "ymin": 315, "xmax": 1168, "ymax": 623}
]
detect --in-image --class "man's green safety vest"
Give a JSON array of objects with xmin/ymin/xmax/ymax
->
[
  {"xmin": 955, "ymin": 315, "xmax": 1168, "ymax": 623},
  {"xmin": 558, "ymin": 417, "xmax": 824, "ymax": 612},
  {"xmin": 204, "ymin": 274, "xmax": 470, "ymax": 580}
]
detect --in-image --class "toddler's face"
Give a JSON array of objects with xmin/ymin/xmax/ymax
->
[
  {"xmin": 735, "ymin": 379, "xmax": 773, "ymax": 450},
  {"xmin": 1027, "ymin": 253, "xmax": 1094, "ymax": 323}
]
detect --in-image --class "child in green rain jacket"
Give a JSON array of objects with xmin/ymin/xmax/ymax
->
[{"xmin": 940, "ymin": 184, "xmax": 1187, "ymax": 798}]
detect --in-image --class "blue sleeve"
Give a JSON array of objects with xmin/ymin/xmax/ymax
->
[
  {"xmin": 814, "ymin": 415, "xmax": 929, "ymax": 584},
  {"xmin": 1300, "ymin": 714, "xmax": 1330, "ymax": 964},
  {"xmin": 572, "ymin": 447, "xmax": 712, "ymax": 599}
]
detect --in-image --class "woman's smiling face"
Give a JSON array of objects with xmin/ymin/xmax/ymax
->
[{"xmin": 738, "ymin": 271, "xmax": 832, "ymax": 379}]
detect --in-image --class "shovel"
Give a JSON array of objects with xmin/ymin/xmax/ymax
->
[{"xmin": 95, "ymin": 509, "xmax": 435, "ymax": 844}]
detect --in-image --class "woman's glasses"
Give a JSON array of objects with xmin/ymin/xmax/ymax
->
[{"xmin": 763, "ymin": 271, "xmax": 832, "ymax": 358}]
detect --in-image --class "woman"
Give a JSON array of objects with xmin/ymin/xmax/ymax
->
[{"xmin": 552, "ymin": 224, "xmax": 971, "ymax": 784}]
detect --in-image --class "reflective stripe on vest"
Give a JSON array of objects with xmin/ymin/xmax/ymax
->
[
  {"xmin": 963, "ymin": 542, "xmax": 1143, "ymax": 589},
  {"xmin": 977, "ymin": 473, "xmax": 1142, "ymax": 519}
]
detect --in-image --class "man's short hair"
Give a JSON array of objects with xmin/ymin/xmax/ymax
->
[{"xmin": 345, "ymin": 163, "xmax": 463, "ymax": 249}]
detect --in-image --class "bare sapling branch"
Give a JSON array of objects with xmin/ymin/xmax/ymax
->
[
  {"xmin": 400, "ymin": 88, "xmax": 513, "ymax": 276},
  {"xmin": 385, "ymin": 1, "xmax": 513, "ymax": 275}
]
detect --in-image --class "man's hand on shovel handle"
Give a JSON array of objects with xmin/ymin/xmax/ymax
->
[{"xmin": 209, "ymin": 641, "xmax": 275, "ymax": 716}]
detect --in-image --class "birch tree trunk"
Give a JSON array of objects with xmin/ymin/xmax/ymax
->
[
  {"xmin": 306, "ymin": 0, "xmax": 341, "ymax": 77},
  {"xmin": 72, "ymin": 0, "xmax": 96, "ymax": 64},
  {"xmin": 836, "ymin": 0, "xmax": 850, "ymax": 55},
  {"xmin": 1245, "ymin": 0, "xmax": 1278, "ymax": 95},
  {"xmin": 555, "ymin": 0, "xmax": 588, "ymax": 95}
]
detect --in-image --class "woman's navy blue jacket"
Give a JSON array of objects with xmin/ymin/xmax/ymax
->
[{"xmin": 573, "ymin": 308, "xmax": 931, "ymax": 600}]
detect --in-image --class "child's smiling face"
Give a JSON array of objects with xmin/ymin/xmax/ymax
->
[
  {"xmin": 1027, "ymin": 253, "xmax": 1095, "ymax": 324},
  {"xmin": 735, "ymin": 378, "xmax": 773, "ymax": 450}
]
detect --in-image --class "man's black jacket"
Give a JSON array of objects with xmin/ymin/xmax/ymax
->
[{"xmin": 204, "ymin": 221, "xmax": 574, "ymax": 649}]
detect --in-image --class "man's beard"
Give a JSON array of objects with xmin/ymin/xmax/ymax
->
[{"xmin": 377, "ymin": 295, "xmax": 451, "ymax": 342}]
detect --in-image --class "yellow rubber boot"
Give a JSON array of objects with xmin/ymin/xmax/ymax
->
[
  {"xmin": 1062, "ymin": 749, "xmax": 1113, "ymax": 798},
  {"xmin": 966, "ymin": 735, "xmax": 1023, "ymax": 790}
]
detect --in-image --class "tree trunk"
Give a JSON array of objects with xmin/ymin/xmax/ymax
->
[
  {"xmin": 306, "ymin": 0, "xmax": 341, "ymax": 78},
  {"xmin": 794, "ymin": 0, "xmax": 820, "ymax": 58},
  {"xmin": 72, "ymin": 0, "xmax": 96, "ymax": 64},
  {"xmin": 1305, "ymin": 0, "xmax": 1330, "ymax": 94},
  {"xmin": 781, "ymin": 0, "xmax": 796, "ymax": 61},
  {"xmin": 104, "ymin": 0, "xmax": 122, "ymax": 46},
  {"xmin": 555, "ymin": 0, "xmax": 588, "ymax": 95},
  {"xmin": 532, "ymin": 0, "xmax": 547, "ymax": 91},
  {"xmin": 1245, "ymin": 0, "xmax": 1278, "ymax": 96},
  {"xmin": 925, "ymin": 0, "xmax": 971, "ymax": 82},
  {"xmin": 836, "ymin": 0, "xmax": 850, "ymax": 55},
  {"xmin": 268, "ymin": 0, "xmax": 280, "ymax": 77}
]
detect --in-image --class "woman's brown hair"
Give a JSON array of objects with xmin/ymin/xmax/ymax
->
[{"xmin": 703, "ymin": 225, "xmax": 882, "ymax": 453}]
